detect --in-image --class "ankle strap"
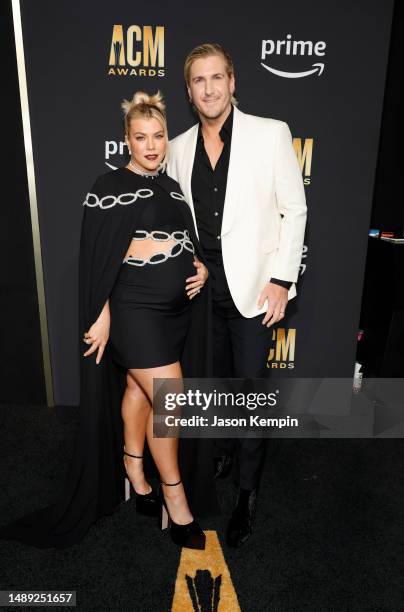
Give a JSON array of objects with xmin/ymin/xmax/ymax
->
[
  {"xmin": 124, "ymin": 451, "xmax": 143, "ymax": 459},
  {"xmin": 160, "ymin": 479, "xmax": 182, "ymax": 487}
]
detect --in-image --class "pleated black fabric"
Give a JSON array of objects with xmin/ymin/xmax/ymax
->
[{"xmin": 0, "ymin": 169, "xmax": 218, "ymax": 549}]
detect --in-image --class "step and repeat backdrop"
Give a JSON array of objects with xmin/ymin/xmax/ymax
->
[{"xmin": 18, "ymin": 0, "xmax": 394, "ymax": 405}]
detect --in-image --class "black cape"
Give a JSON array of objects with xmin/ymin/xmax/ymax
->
[{"xmin": 0, "ymin": 170, "xmax": 219, "ymax": 549}]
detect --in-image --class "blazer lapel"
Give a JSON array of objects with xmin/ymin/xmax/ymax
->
[{"xmin": 221, "ymin": 106, "xmax": 245, "ymax": 236}]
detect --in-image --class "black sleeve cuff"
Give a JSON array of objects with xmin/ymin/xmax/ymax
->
[{"xmin": 270, "ymin": 278, "xmax": 292, "ymax": 290}]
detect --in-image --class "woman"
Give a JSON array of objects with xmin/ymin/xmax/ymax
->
[{"xmin": 0, "ymin": 92, "xmax": 218, "ymax": 550}]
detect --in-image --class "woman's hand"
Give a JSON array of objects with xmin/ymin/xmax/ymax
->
[
  {"xmin": 186, "ymin": 257, "xmax": 209, "ymax": 299},
  {"xmin": 83, "ymin": 300, "xmax": 110, "ymax": 364}
]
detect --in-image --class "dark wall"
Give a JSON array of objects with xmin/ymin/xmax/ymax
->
[
  {"xmin": 357, "ymin": 2, "xmax": 404, "ymax": 377},
  {"xmin": 2, "ymin": 1, "xmax": 397, "ymax": 407},
  {"xmin": 19, "ymin": 0, "xmax": 393, "ymax": 405},
  {"xmin": 0, "ymin": 0, "xmax": 46, "ymax": 405},
  {"xmin": 371, "ymin": 0, "xmax": 404, "ymax": 234}
]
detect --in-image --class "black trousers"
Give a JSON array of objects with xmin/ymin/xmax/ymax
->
[{"xmin": 212, "ymin": 298, "xmax": 272, "ymax": 490}]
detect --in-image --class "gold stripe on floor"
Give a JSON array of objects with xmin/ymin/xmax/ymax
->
[{"xmin": 171, "ymin": 530, "xmax": 241, "ymax": 611}]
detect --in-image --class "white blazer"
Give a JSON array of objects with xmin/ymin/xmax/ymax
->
[{"xmin": 167, "ymin": 105, "xmax": 307, "ymax": 318}]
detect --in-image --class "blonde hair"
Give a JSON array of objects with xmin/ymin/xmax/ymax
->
[
  {"xmin": 121, "ymin": 90, "xmax": 169, "ymax": 171},
  {"xmin": 184, "ymin": 43, "xmax": 237, "ymax": 106}
]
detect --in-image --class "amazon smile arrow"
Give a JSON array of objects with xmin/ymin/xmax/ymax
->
[{"xmin": 260, "ymin": 62, "xmax": 325, "ymax": 78}]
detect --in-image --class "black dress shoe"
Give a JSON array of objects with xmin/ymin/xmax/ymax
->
[
  {"xmin": 131, "ymin": 484, "xmax": 160, "ymax": 517},
  {"xmin": 225, "ymin": 487, "xmax": 257, "ymax": 548},
  {"xmin": 214, "ymin": 454, "xmax": 233, "ymax": 479},
  {"xmin": 123, "ymin": 451, "xmax": 160, "ymax": 517},
  {"xmin": 159, "ymin": 481, "xmax": 206, "ymax": 550}
]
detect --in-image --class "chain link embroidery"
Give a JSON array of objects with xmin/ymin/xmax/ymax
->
[
  {"xmin": 170, "ymin": 192, "xmax": 187, "ymax": 202},
  {"xmin": 123, "ymin": 230, "xmax": 195, "ymax": 266},
  {"xmin": 83, "ymin": 189, "xmax": 154, "ymax": 209}
]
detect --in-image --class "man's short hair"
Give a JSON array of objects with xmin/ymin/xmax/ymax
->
[{"xmin": 184, "ymin": 42, "xmax": 235, "ymax": 84}]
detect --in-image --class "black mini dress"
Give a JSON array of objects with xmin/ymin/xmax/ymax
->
[{"xmin": 108, "ymin": 167, "xmax": 197, "ymax": 369}]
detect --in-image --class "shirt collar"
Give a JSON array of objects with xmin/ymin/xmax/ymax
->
[{"xmin": 197, "ymin": 105, "xmax": 234, "ymax": 143}]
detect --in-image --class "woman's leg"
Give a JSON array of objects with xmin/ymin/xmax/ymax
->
[
  {"xmin": 121, "ymin": 371, "xmax": 153, "ymax": 495},
  {"xmin": 128, "ymin": 362, "xmax": 194, "ymax": 525}
]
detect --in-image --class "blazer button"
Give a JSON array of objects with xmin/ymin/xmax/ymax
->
[
  {"xmin": 214, "ymin": 211, "xmax": 219, "ymax": 216},
  {"xmin": 216, "ymin": 235, "xmax": 221, "ymax": 240}
]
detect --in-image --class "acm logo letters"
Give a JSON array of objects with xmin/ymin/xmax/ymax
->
[
  {"xmin": 293, "ymin": 137, "xmax": 313, "ymax": 185},
  {"xmin": 108, "ymin": 25, "xmax": 165, "ymax": 77},
  {"xmin": 267, "ymin": 328, "xmax": 296, "ymax": 369}
]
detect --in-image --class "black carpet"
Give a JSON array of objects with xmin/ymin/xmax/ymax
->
[{"xmin": 0, "ymin": 405, "xmax": 403, "ymax": 611}]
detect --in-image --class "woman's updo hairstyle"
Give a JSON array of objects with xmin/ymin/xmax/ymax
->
[{"xmin": 122, "ymin": 91, "xmax": 169, "ymax": 171}]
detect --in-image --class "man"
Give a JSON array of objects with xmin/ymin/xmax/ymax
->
[{"xmin": 167, "ymin": 43, "xmax": 307, "ymax": 547}]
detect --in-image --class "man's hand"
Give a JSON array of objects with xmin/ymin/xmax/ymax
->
[
  {"xmin": 258, "ymin": 282, "xmax": 288, "ymax": 327},
  {"xmin": 186, "ymin": 257, "xmax": 209, "ymax": 299}
]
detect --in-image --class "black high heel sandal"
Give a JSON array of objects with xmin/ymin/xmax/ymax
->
[
  {"xmin": 159, "ymin": 479, "xmax": 206, "ymax": 550},
  {"xmin": 123, "ymin": 451, "xmax": 159, "ymax": 517}
]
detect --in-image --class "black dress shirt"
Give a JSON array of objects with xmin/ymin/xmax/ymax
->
[{"xmin": 191, "ymin": 106, "xmax": 292, "ymax": 307}]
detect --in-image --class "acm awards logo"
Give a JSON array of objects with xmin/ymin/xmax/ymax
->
[
  {"xmin": 260, "ymin": 34, "xmax": 326, "ymax": 78},
  {"xmin": 293, "ymin": 137, "xmax": 313, "ymax": 185},
  {"xmin": 267, "ymin": 328, "xmax": 296, "ymax": 369},
  {"xmin": 108, "ymin": 25, "xmax": 165, "ymax": 77}
]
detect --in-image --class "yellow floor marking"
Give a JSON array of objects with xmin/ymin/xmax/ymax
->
[{"xmin": 171, "ymin": 530, "xmax": 241, "ymax": 611}]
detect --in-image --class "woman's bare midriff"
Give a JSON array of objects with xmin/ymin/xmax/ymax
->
[{"xmin": 124, "ymin": 238, "xmax": 178, "ymax": 262}]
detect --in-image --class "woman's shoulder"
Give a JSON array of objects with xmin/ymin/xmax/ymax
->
[
  {"xmin": 158, "ymin": 171, "xmax": 181, "ymax": 190},
  {"xmin": 83, "ymin": 167, "xmax": 154, "ymax": 212},
  {"xmin": 88, "ymin": 167, "xmax": 140, "ymax": 195},
  {"xmin": 156, "ymin": 172, "xmax": 185, "ymax": 199}
]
